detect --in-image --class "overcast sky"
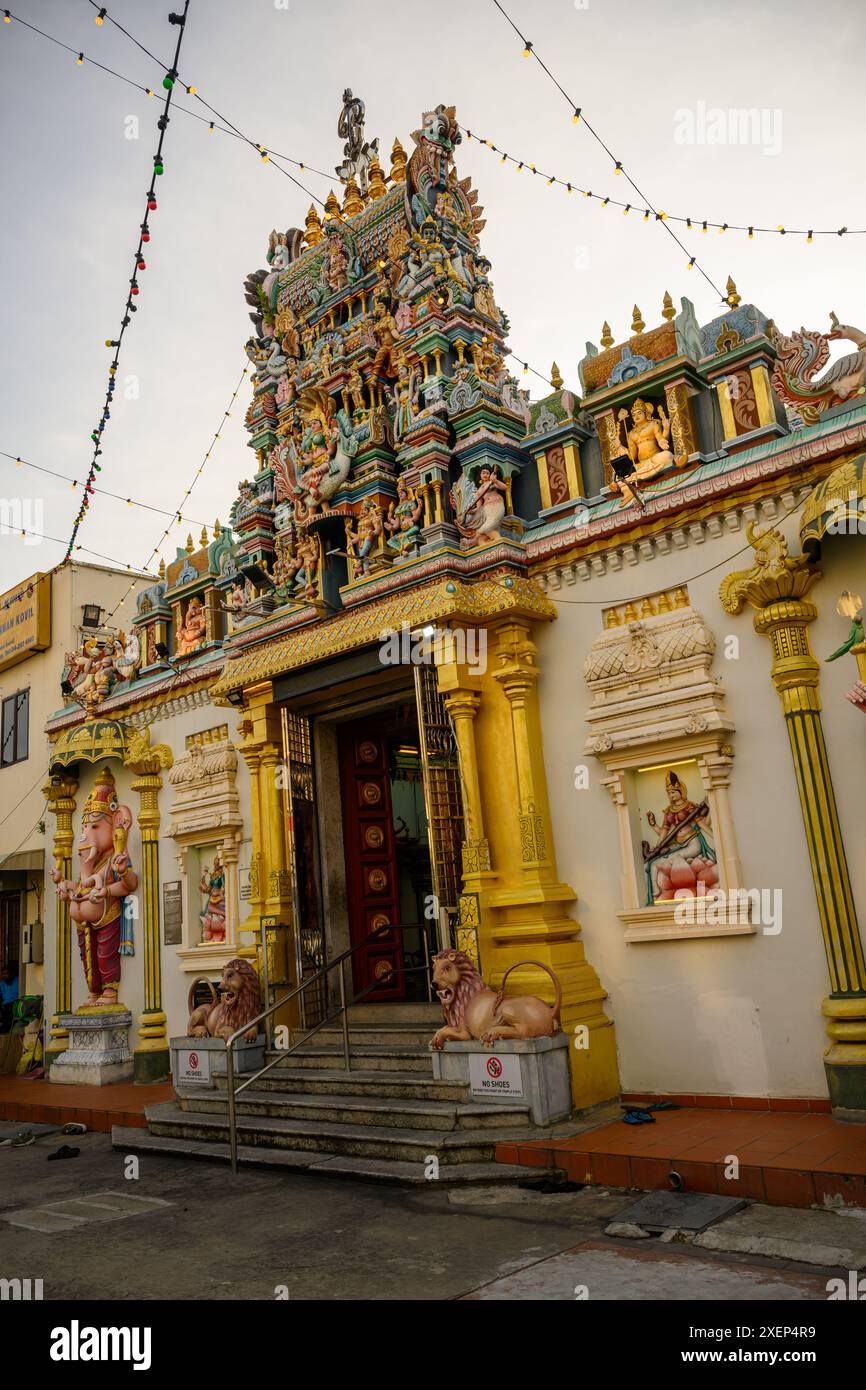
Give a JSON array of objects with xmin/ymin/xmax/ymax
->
[{"xmin": 1, "ymin": 0, "xmax": 865, "ymax": 599}]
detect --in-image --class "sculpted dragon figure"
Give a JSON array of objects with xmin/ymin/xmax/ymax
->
[
  {"xmin": 771, "ymin": 312, "xmax": 866, "ymax": 423},
  {"xmin": 428, "ymin": 950, "xmax": 562, "ymax": 1049}
]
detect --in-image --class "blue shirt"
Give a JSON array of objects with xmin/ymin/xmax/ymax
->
[{"xmin": 0, "ymin": 976, "xmax": 18, "ymax": 1004}]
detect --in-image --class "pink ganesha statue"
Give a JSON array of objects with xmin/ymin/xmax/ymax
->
[{"xmin": 51, "ymin": 767, "xmax": 138, "ymax": 1010}]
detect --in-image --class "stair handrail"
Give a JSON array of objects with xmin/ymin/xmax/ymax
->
[{"xmin": 223, "ymin": 921, "xmax": 433, "ymax": 1173}]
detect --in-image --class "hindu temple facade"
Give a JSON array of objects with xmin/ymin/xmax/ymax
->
[{"xmin": 41, "ymin": 96, "xmax": 866, "ymax": 1121}]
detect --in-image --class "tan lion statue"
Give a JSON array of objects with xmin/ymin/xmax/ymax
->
[
  {"xmin": 187, "ymin": 959, "xmax": 262, "ymax": 1043},
  {"xmin": 429, "ymin": 950, "xmax": 561, "ymax": 1050}
]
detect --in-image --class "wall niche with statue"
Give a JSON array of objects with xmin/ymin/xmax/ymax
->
[
  {"xmin": 165, "ymin": 725, "xmax": 244, "ymax": 971},
  {"xmin": 583, "ymin": 585, "xmax": 754, "ymax": 943}
]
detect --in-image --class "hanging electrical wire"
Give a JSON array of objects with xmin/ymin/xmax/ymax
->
[
  {"xmin": 104, "ymin": 361, "xmax": 250, "ymax": 622},
  {"xmin": 0, "ymin": 2, "xmax": 193, "ymax": 611},
  {"xmin": 489, "ymin": 0, "xmax": 727, "ymax": 298},
  {"xmin": 462, "ymin": 126, "xmax": 857, "ymax": 244}
]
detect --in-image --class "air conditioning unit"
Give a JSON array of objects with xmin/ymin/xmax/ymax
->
[{"xmin": 21, "ymin": 920, "xmax": 44, "ymax": 965}]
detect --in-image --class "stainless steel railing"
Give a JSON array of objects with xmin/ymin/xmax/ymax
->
[{"xmin": 223, "ymin": 922, "xmax": 433, "ymax": 1173}]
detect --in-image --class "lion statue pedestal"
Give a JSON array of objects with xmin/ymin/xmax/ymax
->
[
  {"xmin": 431, "ymin": 1034, "xmax": 572, "ymax": 1126},
  {"xmin": 169, "ymin": 1034, "xmax": 266, "ymax": 1091}
]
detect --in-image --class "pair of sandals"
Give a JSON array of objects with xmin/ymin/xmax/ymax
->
[{"xmin": 622, "ymin": 1100, "xmax": 678, "ymax": 1125}]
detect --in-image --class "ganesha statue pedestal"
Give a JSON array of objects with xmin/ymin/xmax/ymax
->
[
  {"xmin": 431, "ymin": 1033, "xmax": 571, "ymax": 1126},
  {"xmin": 49, "ymin": 1010, "xmax": 134, "ymax": 1086}
]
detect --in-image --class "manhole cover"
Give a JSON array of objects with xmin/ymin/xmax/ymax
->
[{"xmin": 616, "ymin": 1191, "xmax": 746, "ymax": 1233}]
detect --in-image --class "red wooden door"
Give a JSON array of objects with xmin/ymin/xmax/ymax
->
[{"xmin": 338, "ymin": 722, "xmax": 406, "ymax": 999}]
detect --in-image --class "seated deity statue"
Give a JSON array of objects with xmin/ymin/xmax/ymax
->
[{"xmin": 176, "ymin": 596, "xmax": 207, "ymax": 656}]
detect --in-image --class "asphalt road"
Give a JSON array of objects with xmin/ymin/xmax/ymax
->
[{"xmin": 0, "ymin": 1131, "xmax": 844, "ymax": 1302}]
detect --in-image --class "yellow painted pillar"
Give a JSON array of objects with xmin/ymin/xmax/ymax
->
[
  {"xmin": 236, "ymin": 682, "xmax": 294, "ymax": 993},
  {"xmin": 715, "ymin": 378, "xmax": 738, "ymax": 441},
  {"xmin": 750, "ymin": 363, "xmax": 776, "ymax": 428},
  {"xmin": 721, "ymin": 524, "xmax": 866, "ymax": 1116},
  {"xmin": 463, "ymin": 619, "xmax": 619, "ymax": 1109},
  {"xmin": 43, "ymin": 774, "xmax": 78, "ymax": 1065},
  {"xmin": 130, "ymin": 760, "xmax": 170, "ymax": 1082},
  {"xmin": 439, "ymin": 671, "xmax": 494, "ymax": 969}
]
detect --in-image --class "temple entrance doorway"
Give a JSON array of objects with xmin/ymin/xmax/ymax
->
[
  {"xmin": 337, "ymin": 704, "xmax": 433, "ymax": 1000},
  {"xmin": 278, "ymin": 661, "xmax": 465, "ymax": 1016}
]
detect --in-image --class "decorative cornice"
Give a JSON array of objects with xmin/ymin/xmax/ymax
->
[
  {"xmin": 528, "ymin": 427, "xmax": 866, "ymax": 575},
  {"xmin": 211, "ymin": 574, "xmax": 556, "ymax": 699}
]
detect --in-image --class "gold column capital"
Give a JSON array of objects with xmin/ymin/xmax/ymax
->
[{"xmin": 720, "ymin": 522, "xmax": 821, "ymax": 614}]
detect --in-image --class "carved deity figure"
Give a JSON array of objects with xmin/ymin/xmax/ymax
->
[
  {"xmin": 392, "ymin": 358, "xmax": 419, "ymax": 441},
  {"xmin": 642, "ymin": 769, "xmax": 718, "ymax": 905},
  {"xmin": 335, "ymin": 88, "xmax": 379, "ymax": 193},
  {"xmin": 347, "ymin": 361, "xmax": 368, "ymax": 417},
  {"xmin": 64, "ymin": 638, "xmax": 116, "ymax": 711},
  {"xmin": 385, "ymin": 475, "xmax": 423, "ymax": 555},
  {"xmin": 199, "ymin": 852, "xmax": 227, "ymax": 944},
  {"xmin": 609, "ymin": 397, "xmax": 685, "ymax": 505},
  {"xmin": 176, "ymin": 596, "xmax": 207, "ymax": 656},
  {"xmin": 294, "ymin": 531, "xmax": 321, "ymax": 599},
  {"xmin": 346, "ymin": 498, "xmax": 384, "ymax": 577},
  {"xmin": 451, "ymin": 464, "xmax": 508, "ymax": 545},
  {"xmin": 51, "ymin": 768, "xmax": 138, "ymax": 1009},
  {"xmin": 112, "ymin": 630, "xmax": 140, "ymax": 684},
  {"xmin": 369, "ymin": 299, "xmax": 401, "ymax": 379}
]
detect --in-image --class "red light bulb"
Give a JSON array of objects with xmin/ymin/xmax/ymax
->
[
  {"xmin": 138, "ymin": 258, "xmax": 146, "ymax": 270},
  {"xmin": 148, "ymin": 197, "xmax": 157, "ymax": 211}
]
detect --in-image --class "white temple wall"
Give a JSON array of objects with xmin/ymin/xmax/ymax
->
[{"xmin": 537, "ymin": 506, "xmax": 864, "ymax": 1099}]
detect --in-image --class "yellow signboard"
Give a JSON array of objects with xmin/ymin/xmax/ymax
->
[{"xmin": 0, "ymin": 572, "xmax": 52, "ymax": 674}]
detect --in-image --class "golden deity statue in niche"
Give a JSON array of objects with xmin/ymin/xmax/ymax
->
[{"xmin": 611, "ymin": 396, "xmax": 687, "ymax": 503}]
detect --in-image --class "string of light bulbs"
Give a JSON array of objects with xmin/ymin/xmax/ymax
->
[
  {"xmin": 0, "ymin": 451, "xmax": 210, "ymax": 529},
  {"xmin": 80, "ymin": 0, "xmax": 329, "ymax": 208},
  {"xmin": 2, "ymin": 6, "xmax": 337, "ymax": 194},
  {"xmin": 0, "ymin": 2, "xmax": 192, "ymax": 611},
  {"xmin": 490, "ymin": 0, "xmax": 726, "ymax": 296},
  {"xmin": 462, "ymin": 126, "xmax": 862, "ymax": 244},
  {"xmin": 104, "ymin": 361, "xmax": 251, "ymax": 623}
]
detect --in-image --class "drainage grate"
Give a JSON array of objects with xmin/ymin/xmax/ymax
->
[{"xmin": 615, "ymin": 1190, "xmax": 747, "ymax": 1233}]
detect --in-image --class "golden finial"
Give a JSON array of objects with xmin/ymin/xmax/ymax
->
[
  {"xmin": 389, "ymin": 137, "xmax": 407, "ymax": 184},
  {"xmin": 323, "ymin": 190, "xmax": 342, "ymax": 223},
  {"xmin": 631, "ymin": 305, "xmax": 645, "ymax": 334},
  {"xmin": 213, "ymin": 518, "xmax": 222, "ymax": 538},
  {"xmin": 600, "ymin": 320, "xmax": 614, "ymax": 349},
  {"xmin": 200, "ymin": 526, "xmax": 209, "ymax": 547},
  {"xmin": 725, "ymin": 275, "xmax": 741, "ymax": 309},
  {"xmin": 185, "ymin": 533, "xmax": 194, "ymax": 554},
  {"xmin": 157, "ymin": 558, "xmax": 166, "ymax": 579},
  {"xmin": 550, "ymin": 361, "xmax": 564, "ymax": 390},
  {"xmin": 662, "ymin": 290, "xmax": 676, "ymax": 322},
  {"xmin": 342, "ymin": 176, "xmax": 363, "ymax": 218},
  {"xmin": 367, "ymin": 157, "xmax": 387, "ymax": 201},
  {"xmin": 304, "ymin": 204, "xmax": 323, "ymax": 247}
]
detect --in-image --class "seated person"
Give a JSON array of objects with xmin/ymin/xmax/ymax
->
[{"xmin": 0, "ymin": 964, "xmax": 19, "ymax": 1033}]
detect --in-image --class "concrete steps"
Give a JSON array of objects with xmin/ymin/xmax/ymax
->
[
  {"xmin": 276, "ymin": 1043, "xmax": 434, "ymax": 1073},
  {"xmin": 178, "ymin": 1084, "xmax": 531, "ymax": 1132},
  {"xmin": 142, "ymin": 1101, "xmax": 534, "ymax": 1165},
  {"xmin": 213, "ymin": 1068, "xmax": 467, "ymax": 1103},
  {"xmin": 120, "ymin": 1004, "xmax": 578, "ymax": 1185},
  {"xmin": 290, "ymin": 1023, "xmax": 438, "ymax": 1049},
  {"xmin": 110, "ymin": 1125, "xmax": 553, "ymax": 1187}
]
